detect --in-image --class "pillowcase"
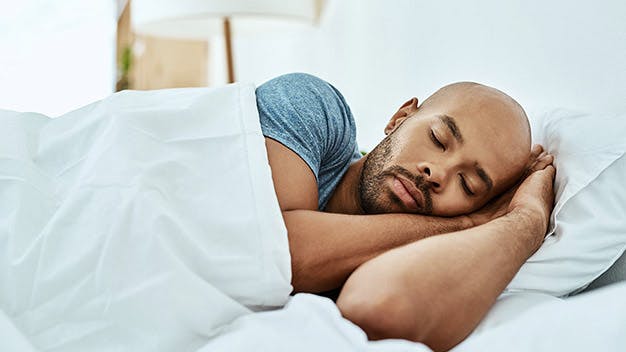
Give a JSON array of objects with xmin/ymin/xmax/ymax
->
[
  {"xmin": 505, "ymin": 108, "xmax": 626, "ymax": 296},
  {"xmin": 583, "ymin": 248, "xmax": 626, "ymax": 291},
  {"xmin": 457, "ymin": 282, "xmax": 626, "ymax": 352}
]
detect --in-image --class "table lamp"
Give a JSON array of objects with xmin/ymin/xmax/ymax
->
[{"xmin": 131, "ymin": 0, "xmax": 323, "ymax": 83}]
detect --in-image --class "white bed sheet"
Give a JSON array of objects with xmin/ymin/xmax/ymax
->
[
  {"xmin": 454, "ymin": 282, "xmax": 626, "ymax": 351},
  {"xmin": 200, "ymin": 282, "xmax": 626, "ymax": 352}
]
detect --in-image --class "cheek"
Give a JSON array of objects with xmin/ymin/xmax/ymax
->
[
  {"xmin": 397, "ymin": 144, "xmax": 430, "ymax": 163},
  {"xmin": 393, "ymin": 132, "xmax": 431, "ymax": 163},
  {"xmin": 431, "ymin": 191, "xmax": 477, "ymax": 216}
]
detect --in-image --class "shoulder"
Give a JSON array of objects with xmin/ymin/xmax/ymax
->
[
  {"xmin": 256, "ymin": 73, "xmax": 350, "ymax": 116},
  {"xmin": 257, "ymin": 72, "xmax": 335, "ymax": 94},
  {"xmin": 256, "ymin": 73, "xmax": 360, "ymax": 210}
]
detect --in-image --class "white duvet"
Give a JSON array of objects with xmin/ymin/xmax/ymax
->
[
  {"xmin": 1, "ymin": 83, "xmax": 625, "ymax": 352},
  {"xmin": 0, "ymin": 84, "xmax": 293, "ymax": 350}
]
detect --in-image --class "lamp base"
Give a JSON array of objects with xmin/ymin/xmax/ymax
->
[{"xmin": 223, "ymin": 17, "xmax": 235, "ymax": 83}]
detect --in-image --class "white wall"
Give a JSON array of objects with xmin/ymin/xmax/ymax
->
[
  {"xmin": 0, "ymin": 0, "xmax": 117, "ymax": 117},
  {"xmin": 230, "ymin": 0, "xmax": 626, "ymax": 151}
]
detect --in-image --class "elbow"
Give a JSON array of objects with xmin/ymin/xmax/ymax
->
[
  {"xmin": 289, "ymin": 254, "xmax": 334, "ymax": 293},
  {"xmin": 289, "ymin": 245, "xmax": 347, "ymax": 293},
  {"xmin": 290, "ymin": 261, "xmax": 313, "ymax": 293},
  {"xmin": 336, "ymin": 284, "xmax": 425, "ymax": 343},
  {"xmin": 336, "ymin": 281, "xmax": 465, "ymax": 352}
]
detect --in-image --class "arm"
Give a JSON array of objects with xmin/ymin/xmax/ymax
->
[
  {"xmin": 265, "ymin": 138, "xmax": 473, "ymax": 293},
  {"xmin": 336, "ymin": 165, "xmax": 555, "ymax": 351},
  {"xmin": 284, "ymin": 209, "xmax": 472, "ymax": 293}
]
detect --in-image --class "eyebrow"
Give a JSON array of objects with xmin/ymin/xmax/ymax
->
[
  {"xmin": 438, "ymin": 115, "xmax": 464, "ymax": 144},
  {"xmin": 437, "ymin": 114, "xmax": 493, "ymax": 193},
  {"xmin": 475, "ymin": 163, "xmax": 494, "ymax": 192}
]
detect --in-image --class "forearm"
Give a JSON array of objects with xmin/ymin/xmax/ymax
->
[
  {"xmin": 283, "ymin": 209, "xmax": 473, "ymax": 293},
  {"xmin": 336, "ymin": 211, "xmax": 543, "ymax": 351}
]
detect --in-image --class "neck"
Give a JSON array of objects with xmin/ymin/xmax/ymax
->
[{"xmin": 324, "ymin": 158, "xmax": 366, "ymax": 214}]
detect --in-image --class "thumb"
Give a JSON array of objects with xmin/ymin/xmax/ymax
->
[{"xmin": 542, "ymin": 164, "xmax": 556, "ymax": 178}]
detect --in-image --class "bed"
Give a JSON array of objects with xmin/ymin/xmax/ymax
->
[
  {"xmin": 1, "ymin": 80, "xmax": 625, "ymax": 351},
  {"xmin": 2, "ymin": 1, "xmax": 626, "ymax": 350}
]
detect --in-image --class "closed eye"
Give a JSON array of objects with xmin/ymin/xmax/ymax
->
[
  {"xmin": 459, "ymin": 174, "xmax": 475, "ymax": 196},
  {"xmin": 430, "ymin": 130, "xmax": 445, "ymax": 151}
]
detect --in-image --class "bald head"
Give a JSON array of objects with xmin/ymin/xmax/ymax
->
[
  {"xmin": 418, "ymin": 81, "xmax": 532, "ymax": 193},
  {"xmin": 421, "ymin": 81, "xmax": 531, "ymax": 144},
  {"xmin": 359, "ymin": 81, "xmax": 533, "ymax": 216}
]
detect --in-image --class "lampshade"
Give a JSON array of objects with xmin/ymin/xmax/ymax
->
[{"xmin": 131, "ymin": 0, "xmax": 322, "ymax": 39}]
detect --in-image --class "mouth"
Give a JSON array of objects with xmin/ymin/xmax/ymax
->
[{"xmin": 391, "ymin": 176, "xmax": 423, "ymax": 210}]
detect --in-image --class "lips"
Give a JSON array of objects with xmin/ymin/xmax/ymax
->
[
  {"xmin": 399, "ymin": 176, "xmax": 425, "ymax": 208},
  {"xmin": 392, "ymin": 176, "xmax": 423, "ymax": 210}
]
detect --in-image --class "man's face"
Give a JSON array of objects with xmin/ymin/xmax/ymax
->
[{"xmin": 358, "ymin": 85, "xmax": 530, "ymax": 216}]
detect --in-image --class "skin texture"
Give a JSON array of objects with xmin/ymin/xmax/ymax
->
[
  {"xmin": 336, "ymin": 152, "xmax": 555, "ymax": 352},
  {"xmin": 264, "ymin": 80, "xmax": 555, "ymax": 350},
  {"xmin": 325, "ymin": 82, "xmax": 532, "ymax": 217}
]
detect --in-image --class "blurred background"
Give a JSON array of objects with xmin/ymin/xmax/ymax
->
[{"xmin": 1, "ymin": 0, "xmax": 624, "ymax": 151}]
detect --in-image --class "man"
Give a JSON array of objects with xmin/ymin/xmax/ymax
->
[{"xmin": 257, "ymin": 73, "xmax": 555, "ymax": 351}]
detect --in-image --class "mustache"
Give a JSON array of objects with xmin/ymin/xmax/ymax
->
[{"xmin": 380, "ymin": 165, "xmax": 433, "ymax": 213}]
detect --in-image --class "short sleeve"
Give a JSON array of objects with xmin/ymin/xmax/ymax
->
[{"xmin": 256, "ymin": 73, "xmax": 361, "ymax": 209}]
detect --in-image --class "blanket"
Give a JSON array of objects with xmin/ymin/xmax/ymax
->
[{"xmin": 0, "ymin": 84, "xmax": 292, "ymax": 350}]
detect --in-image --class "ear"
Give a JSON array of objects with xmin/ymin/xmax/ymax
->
[{"xmin": 384, "ymin": 97, "xmax": 419, "ymax": 135}]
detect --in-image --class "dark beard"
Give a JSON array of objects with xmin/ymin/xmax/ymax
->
[{"xmin": 357, "ymin": 134, "xmax": 433, "ymax": 214}]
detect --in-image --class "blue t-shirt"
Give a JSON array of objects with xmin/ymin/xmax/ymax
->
[{"xmin": 256, "ymin": 73, "xmax": 362, "ymax": 210}]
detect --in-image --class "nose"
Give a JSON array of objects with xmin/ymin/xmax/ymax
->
[{"xmin": 419, "ymin": 163, "xmax": 444, "ymax": 191}]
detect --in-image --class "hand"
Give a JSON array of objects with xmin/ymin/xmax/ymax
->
[
  {"xmin": 468, "ymin": 145, "xmax": 554, "ymax": 226},
  {"xmin": 507, "ymin": 163, "xmax": 556, "ymax": 250},
  {"xmin": 521, "ymin": 144, "xmax": 555, "ymax": 179}
]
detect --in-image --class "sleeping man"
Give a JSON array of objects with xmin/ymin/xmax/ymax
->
[{"xmin": 257, "ymin": 73, "xmax": 556, "ymax": 351}]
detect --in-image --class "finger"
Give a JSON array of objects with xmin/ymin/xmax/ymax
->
[
  {"xmin": 530, "ymin": 154, "xmax": 554, "ymax": 172},
  {"xmin": 526, "ymin": 162, "xmax": 556, "ymax": 180},
  {"xmin": 531, "ymin": 144, "xmax": 543, "ymax": 157},
  {"xmin": 542, "ymin": 154, "xmax": 554, "ymax": 164},
  {"xmin": 546, "ymin": 165, "xmax": 556, "ymax": 205},
  {"xmin": 531, "ymin": 164, "xmax": 556, "ymax": 181},
  {"xmin": 528, "ymin": 151, "xmax": 547, "ymax": 168},
  {"xmin": 526, "ymin": 147, "xmax": 547, "ymax": 172}
]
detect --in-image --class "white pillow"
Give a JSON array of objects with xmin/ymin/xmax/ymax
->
[
  {"xmin": 455, "ymin": 282, "xmax": 626, "ymax": 352},
  {"xmin": 505, "ymin": 108, "xmax": 626, "ymax": 296}
]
